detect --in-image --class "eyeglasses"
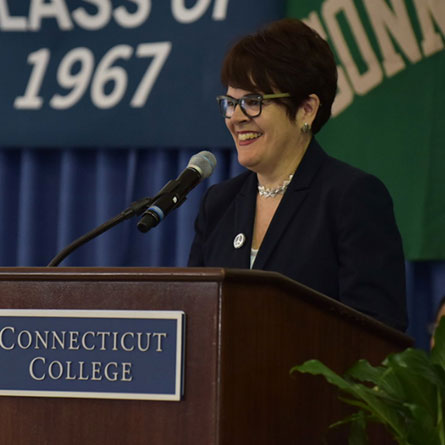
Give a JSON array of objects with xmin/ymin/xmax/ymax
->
[{"xmin": 216, "ymin": 93, "xmax": 291, "ymax": 119}]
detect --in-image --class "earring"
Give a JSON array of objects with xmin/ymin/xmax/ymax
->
[{"xmin": 301, "ymin": 122, "xmax": 311, "ymax": 134}]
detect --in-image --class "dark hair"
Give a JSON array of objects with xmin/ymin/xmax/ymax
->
[{"xmin": 221, "ymin": 19, "xmax": 338, "ymax": 134}]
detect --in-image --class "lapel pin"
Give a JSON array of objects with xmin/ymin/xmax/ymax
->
[{"xmin": 233, "ymin": 233, "xmax": 246, "ymax": 249}]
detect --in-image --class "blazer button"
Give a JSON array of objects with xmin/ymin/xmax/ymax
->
[{"xmin": 233, "ymin": 233, "xmax": 246, "ymax": 249}]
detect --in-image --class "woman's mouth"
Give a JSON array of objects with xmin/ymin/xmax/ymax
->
[{"xmin": 237, "ymin": 132, "xmax": 262, "ymax": 145}]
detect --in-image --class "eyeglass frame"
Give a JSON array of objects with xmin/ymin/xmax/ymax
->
[{"xmin": 216, "ymin": 92, "xmax": 291, "ymax": 119}]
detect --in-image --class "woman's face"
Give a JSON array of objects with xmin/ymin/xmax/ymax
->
[{"xmin": 225, "ymin": 86, "xmax": 305, "ymax": 177}]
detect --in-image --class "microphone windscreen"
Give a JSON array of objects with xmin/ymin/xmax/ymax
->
[{"xmin": 188, "ymin": 151, "xmax": 217, "ymax": 179}]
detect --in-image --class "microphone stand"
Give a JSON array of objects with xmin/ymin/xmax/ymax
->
[{"xmin": 47, "ymin": 196, "xmax": 156, "ymax": 267}]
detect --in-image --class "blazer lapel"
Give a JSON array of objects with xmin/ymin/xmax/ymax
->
[
  {"xmin": 253, "ymin": 139, "xmax": 327, "ymax": 270},
  {"xmin": 229, "ymin": 172, "xmax": 257, "ymax": 268}
]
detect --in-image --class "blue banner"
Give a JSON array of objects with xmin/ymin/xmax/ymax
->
[
  {"xmin": 0, "ymin": 309, "xmax": 185, "ymax": 401},
  {"xmin": 0, "ymin": 1, "xmax": 283, "ymax": 148}
]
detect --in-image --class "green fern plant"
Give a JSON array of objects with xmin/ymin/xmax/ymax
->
[{"xmin": 291, "ymin": 318, "xmax": 445, "ymax": 444}]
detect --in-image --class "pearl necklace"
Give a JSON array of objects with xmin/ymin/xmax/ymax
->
[{"xmin": 257, "ymin": 174, "xmax": 293, "ymax": 198}]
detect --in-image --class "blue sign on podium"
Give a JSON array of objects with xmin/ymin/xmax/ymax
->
[{"xmin": 0, "ymin": 309, "xmax": 185, "ymax": 401}]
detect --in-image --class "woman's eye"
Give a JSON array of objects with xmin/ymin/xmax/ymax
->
[{"xmin": 244, "ymin": 99, "xmax": 260, "ymax": 107}]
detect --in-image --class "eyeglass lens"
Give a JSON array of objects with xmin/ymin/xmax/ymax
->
[{"xmin": 219, "ymin": 96, "xmax": 262, "ymax": 118}]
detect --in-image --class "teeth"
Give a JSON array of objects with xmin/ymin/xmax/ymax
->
[{"xmin": 238, "ymin": 132, "xmax": 261, "ymax": 141}]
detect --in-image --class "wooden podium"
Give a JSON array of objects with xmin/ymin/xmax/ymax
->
[{"xmin": 0, "ymin": 267, "xmax": 410, "ymax": 444}]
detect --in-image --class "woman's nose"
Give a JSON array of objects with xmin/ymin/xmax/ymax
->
[{"xmin": 229, "ymin": 103, "xmax": 249, "ymax": 123}]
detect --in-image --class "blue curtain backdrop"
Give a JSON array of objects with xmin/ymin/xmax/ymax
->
[
  {"xmin": 0, "ymin": 146, "xmax": 243, "ymax": 267},
  {"xmin": 0, "ymin": 146, "xmax": 444, "ymax": 350}
]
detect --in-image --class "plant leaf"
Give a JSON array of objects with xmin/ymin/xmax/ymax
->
[
  {"xmin": 345, "ymin": 359, "xmax": 385, "ymax": 385},
  {"xmin": 348, "ymin": 384, "xmax": 407, "ymax": 440},
  {"xmin": 345, "ymin": 360, "xmax": 408, "ymax": 405},
  {"xmin": 292, "ymin": 360, "xmax": 407, "ymax": 440},
  {"xmin": 348, "ymin": 410, "xmax": 369, "ymax": 445},
  {"xmin": 403, "ymin": 403, "xmax": 442, "ymax": 445},
  {"xmin": 385, "ymin": 350, "xmax": 438, "ymax": 417},
  {"xmin": 330, "ymin": 411, "xmax": 383, "ymax": 445},
  {"xmin": 292, "ymin": 338, "xmax": 445, "ymax": 445},
  {"xmin": 389, "ymin": 348, "xmax": 445, "ymax": 389},
  {"xmin": 291, "ymin": 360, "xmax": 353, "ymax": 392},
  {"xmin": 338, "ymin": 396, "xmax": 378, "ymax": 413}
]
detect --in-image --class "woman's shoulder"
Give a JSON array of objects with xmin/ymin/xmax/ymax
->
[
  {"xmin": 320, "ymin": 149, "xmax": 388, "ymax": 192},
  {"xmin": 306, "ymin": 139, "xmax": 380, "ymax": 185},
  {"xmin": 305, "ymin": 140, "xmax": 393, "ymax": 206},
  {"xmin": 319, "ymin": 155, "xmax": 394, "ymax": 214},
  {"xmin": 206, "ymin": 170, "xmax": 253, "ymax": 198}
]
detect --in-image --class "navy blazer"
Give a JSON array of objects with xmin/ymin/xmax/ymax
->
[{"xmin": 188, "ymin": 139, "xmax": 407, "ymax": 331}]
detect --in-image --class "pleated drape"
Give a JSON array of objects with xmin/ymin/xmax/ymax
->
[
  {"xmin": 0, "ymin": 146, "xmax": 444, "ymax": 349},
  {"xmin": 0, "ymin": 146, "xmax": 244, "ymax": 267}
]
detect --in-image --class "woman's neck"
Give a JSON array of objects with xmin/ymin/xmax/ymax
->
[{"xmin": 257, "ymin": 137, "xmax": 311, "ymax": 188}]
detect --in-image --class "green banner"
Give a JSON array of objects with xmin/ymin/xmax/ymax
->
[{"xmin": 287, "ymin": 0, "xmax": 445, "ymax": 260}]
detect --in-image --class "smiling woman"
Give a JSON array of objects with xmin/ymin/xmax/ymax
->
[{"xmin": 188, "ymin": 18, "xmax": 408, "ymax": 332}]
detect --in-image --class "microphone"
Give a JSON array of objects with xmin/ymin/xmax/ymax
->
[{"xmin": 137, "ymin": 151, "xmax": 217, "ymax": 233}]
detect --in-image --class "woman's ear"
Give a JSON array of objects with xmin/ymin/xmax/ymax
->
[
  {"xmin": 300, "ymin": 94, "xmax": 320, "ymax": 125},
  {"xmin": 295, "ymin": 94, "xmax": 320, "ymax": 134}
]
